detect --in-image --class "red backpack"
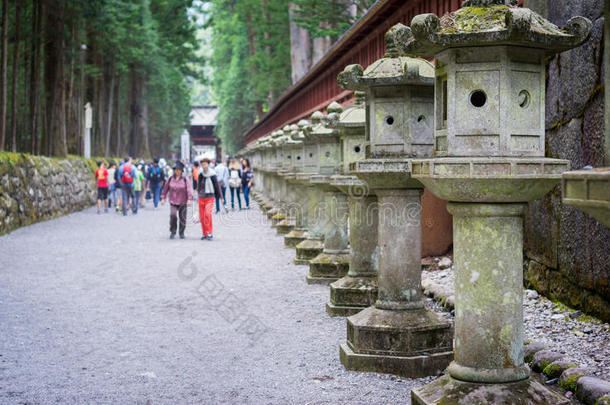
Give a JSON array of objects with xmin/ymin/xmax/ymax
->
[{"xmin": 121, "ymin": 164, "xmax": 134, "ymax": 183}]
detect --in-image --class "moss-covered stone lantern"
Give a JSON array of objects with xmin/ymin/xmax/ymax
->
[
  {"xmin": 294, "ymin": 113, "xmax": 327, "ymax": 265},
  {"xmin": 337, "ymin": 23, "xmax": 453, "ymax": 378},
  {"xmin": 405, "ymin": 1, "xmax": 592, "ymax": 403},
  {"xmin": 284, "ymin": 120, "xmax": 311, "ymax": 249},
  {"xmin": 305, "ymin": 103, "xmax": 351, "ymax": 284},
  {"xmin": 275, "ymin": 125, "xmax": 302, "ymax": 235},
  {"xmin": 326, "ymin": 92, "xmax": 379, "ymax": 316}
]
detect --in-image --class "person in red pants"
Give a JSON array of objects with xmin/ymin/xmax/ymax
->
[{"xmin": 197, "ymin": 158, "xmax": 224, "ymax": 240}]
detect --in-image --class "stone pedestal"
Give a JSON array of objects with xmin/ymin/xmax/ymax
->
[
  {"xmin": 295, "ymin": 177, "xmax": 325, "ymax": 265},
  {"xmin": 307, "ymin": 176, "xmax": 350, "ymax": 285},
  {"xmin": 327, "ymin": 177, "xmax": 379, "ymax": 316},
  {"xmin": 276, "ymin": 173, "xmax": 296, "ymax": 235},
  {"xmin": 340, "ymin": 185, "xmax": 453, "ymax": 377},
  {"xmin": 411, "ymin": 158, "xmax": 570, "ymax": 403},
  {"xmin": 411, "ymin": 375, "xmax": 569, "ymax": 405},
  {"xmin": 411, "ymin": 202, "xmax": 569, "ymax": 405},
  {"xmin": 284, "ymin": 176, "xmax": 311, "ymax": 248}
]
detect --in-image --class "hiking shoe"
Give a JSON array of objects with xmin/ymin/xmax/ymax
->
[
  {"xmin": 201, "ymin": 236, "xmax": 206, "ymax": 240},
  {"xmin": 179, "ymin": 235, "xmax": 185, "ymax": 239},
  {"xmin": 104, "ymin": 208, "xmax": 108, "ymax": 213},
  {"xmin": 170, "ymin": 234, "xmax": 175, "ymax": 239},
  {"xmin": 206, "ymin": 234, "xmax": 213, "ymax": 240}
]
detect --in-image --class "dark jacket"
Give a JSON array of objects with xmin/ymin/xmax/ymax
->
[
  {"xmin": 241, "ymin": 167, "xmax": 253, "ymax": 186},
  {"xmin": 197, "ymin": 170, "xmax": 223, "ymax": 199}
]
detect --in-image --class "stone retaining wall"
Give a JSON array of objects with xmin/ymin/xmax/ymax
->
[
  {"xmin": 0, "ymin": 153, "xmax": 98, "ymax": 235},
  {"xmin": 523, "ymin": 1, "xmax": 610, "ymax": 323}
]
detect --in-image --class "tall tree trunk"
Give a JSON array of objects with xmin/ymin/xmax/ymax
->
[
  {"xmin": 0, "ymin": 0, "xmax": 8, "ymax": 150},
  {"xmin": 138, "ymin": 78, "xmax": 150, "ymax": 158},
  {"xmin": 65, "ymin": 24, "xmax": 76, "ymax": 153},
  {"xmin": 244, "ymin": 13, "xmax": 264, "ymax": 120},
  {"xmin": 44, "ymin": 0, "xmax": 68, "ymax": 157},
  {"xmin": 104, "ymin": 61, "xmax": 115, "ymax": 157},
  {"xmin": 30, "ymin": 0, "xmax": 42, "ymax": 154},
  {"xmin": 10, "ymin": 0, "xmax": 21, "ymax": 152},
  {"xmin": 288, "ymin": 3, "xmax": 311, "ymax": 84},
  {"xmin": 115, "ymin": 76, "xmax": 121, "ymax": 157},
  {"xmin": 128, "ymin": 66, "xmax": 138, "ymax": 157}
]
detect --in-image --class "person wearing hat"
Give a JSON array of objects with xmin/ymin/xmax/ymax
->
[
  {"xmin": 161, "ymin": 162, "xmax": 193, "ymax": 239},
  {"xmin": 197, "ymin": 158, "xmax": 223, "ymax": 240}
]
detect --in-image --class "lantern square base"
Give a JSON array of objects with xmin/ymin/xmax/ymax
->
[
  {"xmin": 327, "ymin": 276, "xmax": 378, "ymax": 317},
  {"xmin": 340, "ymin": 342, "xmax": 452, "ymax": 379},
  {"xmin": 411, "ymin": 375, "xmax": 570, "ymax": 405},
  {"xmin": 295, "ymin": 239, "xmax": 324, "ymax": 266},
  {"xmin": 307, "ymin": 252, "xmax": 350, "ymax": 285}
]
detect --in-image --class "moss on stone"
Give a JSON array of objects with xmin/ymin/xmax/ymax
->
[
  {"xmin": 559, "ymin": 373, "xmax": 584, "ymax": 392},
  {"xmin": 543, "ymin": 362, "xmax": 577, "ymax": 378},
  {"xmin": 440, "ymin": 6, "xmax": 509, "ymax": 34}
]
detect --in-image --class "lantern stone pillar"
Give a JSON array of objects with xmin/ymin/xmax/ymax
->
[
  {"xmin": 295, "ymin": 115, "xmax": 325, "ymax": 265},
  {"xmin": 337, "ymin": 24, "xmax": 453, "ymax": 377},
  {"xmin": 306, "ymin": 103, "xmax": 350, "ymax": 284},
  {"xmin": 327, "ymin": 92, "xmax": 379, "ymax": 316},
  {"xmin": 404, "ymin": 1, "xmax": 592, "ymax": 402},
  {"xmin": 285, "ymin": 120, "xmax": 312, "ymax": 248}
]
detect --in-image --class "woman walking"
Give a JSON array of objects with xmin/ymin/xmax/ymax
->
[
  {"xmin": 241, "ymin": 158, "xmax": 254, "ymax": 209},
  {"xmin": 198, "ymin": 158, "xmax": 223, "ymax": 240},
  {"xmin": 228, "ymin": 158, "xmax": 242, "ymax": 211},
  {"xmin": 161, "ymin": 162, "xmax": 193, "ymax": 239}
]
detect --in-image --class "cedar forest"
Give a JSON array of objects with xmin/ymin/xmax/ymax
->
[{"xmin": 1, "ymin": 0, "xmax": 373, "ymax": 159}]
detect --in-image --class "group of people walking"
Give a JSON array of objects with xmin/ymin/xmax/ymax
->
[
  {"xmin": 96, "ymin": 156, "xmax": 254, "ymax": 241},
  {"xmin": 94, "ymin": 157, "xmax": 168, "ymax": 216},
  {"xmin": 162, "ymin": 156, "xmax": 254, "ymax": 240}
]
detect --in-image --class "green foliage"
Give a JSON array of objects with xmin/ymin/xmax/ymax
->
[
  {"xmin": 2, "ymin": 0, "xmax": 200, "ymax": 158},
  {"xmin": 291, "ymin": 0, "xmax": 375, "ymax": 39},
  {"xmin": 205, "ymin": 0, "xmax": 292, "ymax": 154}
]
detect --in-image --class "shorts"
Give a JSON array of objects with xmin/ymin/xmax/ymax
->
[{"xmin": 97, "ymin": 187, "xmax": 109, "ymax": 200}]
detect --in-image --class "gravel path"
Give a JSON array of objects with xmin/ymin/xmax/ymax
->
[
  {"xmin": 0, "ymin": 202, "xmax": 433, "ymax": 404},
  {"xmin": 423, "ymin": 267, "xmax": 610, "ymax": 381}
]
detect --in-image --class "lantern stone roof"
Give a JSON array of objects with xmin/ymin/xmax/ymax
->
[
  {"xmin": 335, "ymin": 92, "xmax": 365, "ymax": 128},
  {"xmin": 405, "ymin": 1, "xmax": 592, "ymax": 57},
  {"xmin": 337, "ymin": 23, "xmax": 434, "ymax": 91}
]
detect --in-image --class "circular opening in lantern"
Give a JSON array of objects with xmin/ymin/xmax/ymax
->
[
  {"xmin": 518, "ymin": 90, "xmax": 530, "ymax": 108},
  {"xmin": 385, "ymin": 116, "xmax": 394, "ymax": 125},
  {"xmin": 354, "ymin": 145, "xmax": 361, "ymax": 153},
  {"xmin": 470, "ymin": 90, "xmax": 487, "ymax": 108}
]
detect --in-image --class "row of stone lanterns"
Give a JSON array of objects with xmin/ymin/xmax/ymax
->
[{"xmin": 238, "ymin": 1, "xmax": 592, "ymax": 402}]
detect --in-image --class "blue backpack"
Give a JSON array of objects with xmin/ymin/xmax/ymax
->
[{"xmin": 150, "ymin": 166, "xmax": 162, "ymax": 182}]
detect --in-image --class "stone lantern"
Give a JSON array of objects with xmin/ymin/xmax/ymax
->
[
  {"xmin": 270, "ymin": 128, "xmax": 293, "ymax": 228},
  {"xmin": 306, "ymin": 102, "xmax": 351, "ymax": 284},
  {"xmin": 254, "ymin": 135, "xmax": 272, "ymax": 211},
  {"xmin": 294, "ymin": 113, "xmax": 325, "ymax": 264},
  {"xmin": 337, "ymin": 23, "xmax": 453, "ymax": 377},
  {"xmin": 326, "ymin": 92, "xmax": 380, "ymax": 316},
  {"xmin": 285, "ymin": 120, "xmax": 313, "ymax": 249},
  {"xmin": 276, "ymin": 125, "xmax": 303, "ymax": 235},
  {"xmin": 265, "ymin": 130, "xmax": 285, "ymax": 220},
  {"xmin": 403, "ymin": 1, "xmax": 592, "ymax": 403}
]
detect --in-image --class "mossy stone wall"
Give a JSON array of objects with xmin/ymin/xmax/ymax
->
[
  {"xmin": 0, "ymin": 152, "xmax": 104, "ymax": 235},
  {"xmin": 523, "ymin": 1, "xmax": 610, "ymax": 322}
]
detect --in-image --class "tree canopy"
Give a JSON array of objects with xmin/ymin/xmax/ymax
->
[{"xmin": 0, "ymin": 0, "xmax": 201, "ymax": 158}]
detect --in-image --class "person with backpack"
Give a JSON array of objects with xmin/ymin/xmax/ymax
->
[
  {"xmin": 107, "ymin": 161, "xmax": 117, "ymax": 208},
  {"xmin": 148, "ymin": 158, "xmax": 165, "ymax": 208},
  {"xmin": 118, "ymin": 157, "xmax": 136, "ymax": 216},
  {"xmin": 228, "ymin": 158, "xmax": 242, "ymax": 211},
  {"xmin": 161, "ymin": 162, "xmax": 193, "ymax": 239},
  {"xmin": 197, "ymin": 158, "xmax": 223, "ymax": 240},
  {"xmin": 192, "ymin": 161, "xmax": 200, "ymax": 190}
]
